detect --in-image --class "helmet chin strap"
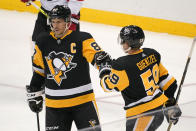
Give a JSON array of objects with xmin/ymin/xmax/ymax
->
[
  {"xmin": 50, "ymin": 22, "xmax": 72, "ymax": 38},
  {"xmin": 64, "ymin": 21, "xmax": 71, "ymax": 33},
  {"xmin": 124, "ymin": 47, "xmax": 132, "ymax": 53}
]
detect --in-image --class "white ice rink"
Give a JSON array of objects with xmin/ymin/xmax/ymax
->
[{"xmin": 0, "ymin": 9, "xmax": 196, "ymax": 131}]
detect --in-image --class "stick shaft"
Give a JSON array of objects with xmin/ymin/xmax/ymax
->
[
  {"xmin": 36, "ymin": 113, "xmax": 40, "ymax": 131},
  {"xmin": 167, "ymin": 37, "xmax": 196, "ymax": 131},
  {"xmin": 28, "ymin": 1, "xmax": 48, "ymax": 17},
  {"xmin": 176, "ymin": 37, "xmax": 196, "ymax": 103}
]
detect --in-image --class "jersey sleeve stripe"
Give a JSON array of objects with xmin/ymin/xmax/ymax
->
[
  {"xmin": 34, "ymin": 70, "xmax": 45, "ymax": 77},
  {"xmin": 159, "ymin": 76, "xmax": 176, "ymax": 91},
  {"xmin": 162, "ymin": 77, "xmax": 176, "ymax": 91},
  {"xmin": 33, "ymin": 66, "xmax": 45, "ymax": 74}
]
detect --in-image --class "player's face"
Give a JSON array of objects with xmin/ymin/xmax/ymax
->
[
  {"xmin": 51, "ymin": 18, "xmax": 69, "ymax": 38},
  {"xmin": 122, "ymin": 42, "xmax": 129, "ymax": 51},
  {"xmin": 121, "ymin": 42, "xmax": 132, "ymax": 53}
]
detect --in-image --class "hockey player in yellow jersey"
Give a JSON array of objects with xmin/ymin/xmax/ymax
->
[
  {"xmin": 25, "ymin": 5, "xmax": 111, "ymax": 131},
  {"xmin": 96, "ymin": 25, "xmax": 182, "ymax": 131}
]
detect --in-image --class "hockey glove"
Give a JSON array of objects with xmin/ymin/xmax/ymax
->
[
  {"xmin": 21, "ymin": 0, "xmax": 35, "ymax": 3},
  {"xmin": 94, "ymin": 51, "xmax": 112, "ymax": 67},
  {"xmin": 69, "ymin": 14, "xmax": 80, "ymax": 31},
  {"xmin": 163, "ymin": 98, "xmax": 182, "ymax": 125},
  {"xmin": 26, "ymin": 85, "xmax": 44, "ymax": 113}
]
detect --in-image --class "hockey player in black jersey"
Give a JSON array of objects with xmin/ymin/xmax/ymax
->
[
  {"xmin": 96, "ymin": 25, "xmax": 182, "ymax": 131},
  {"xmin": 25, "ymin": 5, "xmax": 110, "ymax": 131}
]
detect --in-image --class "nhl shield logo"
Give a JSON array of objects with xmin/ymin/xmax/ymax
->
[{"xmin": 45, "ymin": 51, "xmax": 77, "ymax": 86}]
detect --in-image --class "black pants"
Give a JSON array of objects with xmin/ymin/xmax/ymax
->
[
  {"xmin": 32, "ymin": 8, "xmax": 80, "ymax": 42},
  {"xmin": 46, "ymin": 101, "xmax": 101, "ymax": 131},
  {"xmin": 126, "ymin": 111, "xmax": 164, "ymax": 131}
]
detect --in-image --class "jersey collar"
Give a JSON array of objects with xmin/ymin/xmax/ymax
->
[
  {"xmin": 130, "ymin": 49, "xmax": 143, "ymax": 55},
  {"xmin": 50, "ymin": 30, "xmax": 73, "ymax": 40}
]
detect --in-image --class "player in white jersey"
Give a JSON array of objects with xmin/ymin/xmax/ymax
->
[{"xmin": 21, "ymin": 0, "xmax": 83, "ymax": 42}]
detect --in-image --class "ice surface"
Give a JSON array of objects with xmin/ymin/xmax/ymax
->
[{"xmin": 0, "ymin": 9, "xmax": 196, "ymax": 131}]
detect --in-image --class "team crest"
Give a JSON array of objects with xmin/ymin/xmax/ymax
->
[{"xmin": 45, "ymin": 51, "xmax": 77, "ymax": 86}]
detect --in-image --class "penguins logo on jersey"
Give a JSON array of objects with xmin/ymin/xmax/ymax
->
[{"xmin": 45, "ymin": 51, "xmax": 77, "ymax": 86}]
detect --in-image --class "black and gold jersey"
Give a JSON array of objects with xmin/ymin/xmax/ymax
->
[
  {"xmin": 31, "ymin": 30, "xmax": 103, "ymax": 108},
  {"xmin": 100, "ymin": 48, "xmax": 177, "ymax": 117}
]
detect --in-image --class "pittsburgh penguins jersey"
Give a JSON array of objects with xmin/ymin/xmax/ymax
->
[
  {"xmin": 100, "ymin": 48, "xmax": 177, "ymax": 117},
  {"xmin": 40, "ymin": 0, "xmax": 84, "ymax": 14},
  {"xmin": 31, "ymin": 30, "xmax": 103, "ymax": 108}
]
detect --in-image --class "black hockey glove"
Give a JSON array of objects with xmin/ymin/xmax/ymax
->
[
  {"xmin": 94, "ymin": 51, "xmax": 112, "ymax": 67},
  {"xmin": 26, "ymin": 85, "xmax": 44, "ymax": 113},
  {"xmin": 94, "ymin": 51, "xmax": 112, "ymax": 78},
  {"xmin": 163, "ymin": 98, "xmax": 182, "ymax": 125}
]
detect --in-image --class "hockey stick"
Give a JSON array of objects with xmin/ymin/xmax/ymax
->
[
  {"xmin": 27, "ymin": 1, "xmax": 49, "ymax": 18},
  {"xmin": 36, "ymin": 112, "xmax": 40, "ymax": 131},
  {"xmin": 167, "ymin": 36, "xmax": 196, "ymax": 131}
]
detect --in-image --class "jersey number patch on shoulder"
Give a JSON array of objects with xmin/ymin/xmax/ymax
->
[
  {"xmin": 91, "ymin": 42, "xmax": 101, "ymax": 51},
  {"xmin": 109, "ymin": 73, "xmax": 119, "ymax": 84},
  {"xmin": 140, "ymin": 64, "xmax": 159, "ymax": 96}
]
